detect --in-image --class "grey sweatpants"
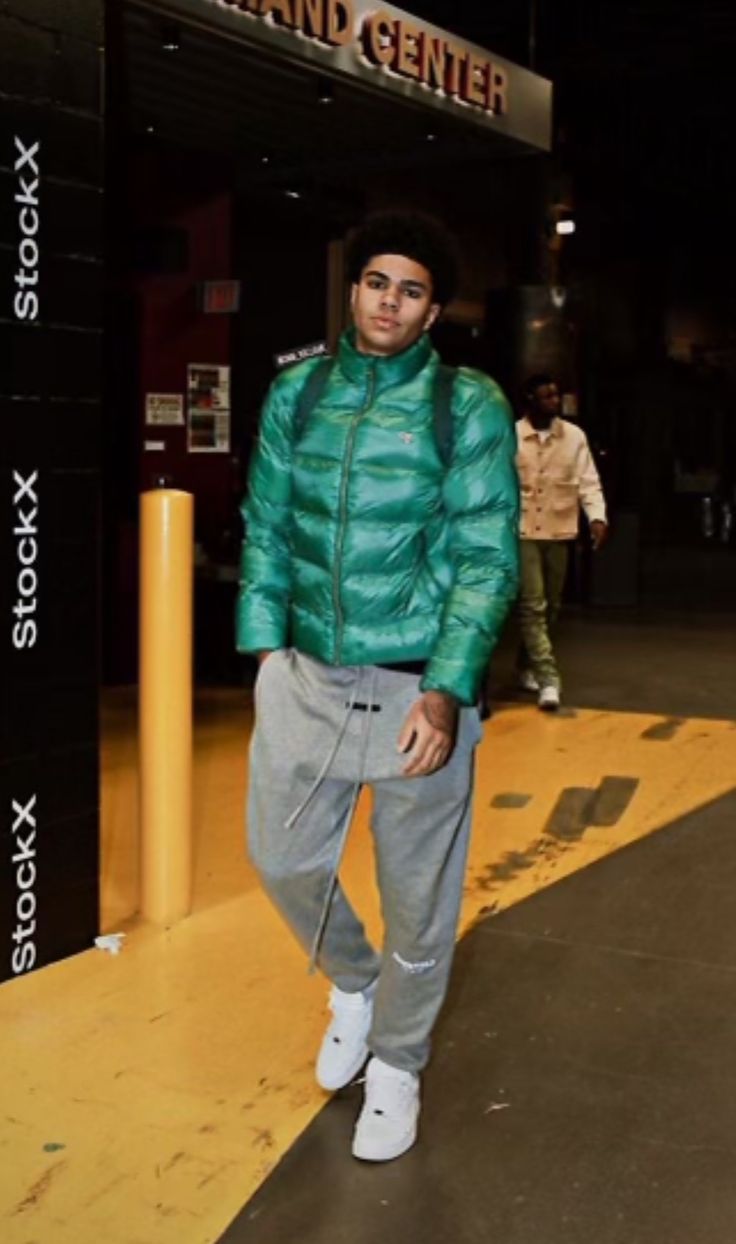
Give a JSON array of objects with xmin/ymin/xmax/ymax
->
[{"xmin": 246, "ymin": 648, "xmax": 482, "ymax": 1073}]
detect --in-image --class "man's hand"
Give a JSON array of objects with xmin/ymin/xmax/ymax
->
[
  {"xmin": 590, "ymin": 520, "xmax": 608, "ymax": 551},
  {"xmin": 397, "ymin": 690, "xmax": 459, "ymax": 777},
  {"xmin": 257, "ymin": 649, "xmax": 275, "ymax": 665}
]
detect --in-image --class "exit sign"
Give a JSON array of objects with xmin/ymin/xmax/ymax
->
[{"xmin": 198, "ymin": 280, "xmax": 241, "ymax": 314}]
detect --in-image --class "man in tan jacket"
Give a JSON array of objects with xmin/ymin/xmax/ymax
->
[{"xmin": 516, "ymin": 375, "xmax": 608, "ymax": 710}]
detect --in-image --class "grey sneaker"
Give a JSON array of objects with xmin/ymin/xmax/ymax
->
[
  {"xmin": 352, "ymin": 1057, "xmax": 420, "ymax": 1162},
  {"xmin": 538, "ymin": 684, "xmax": 560, "ymax": 712},
  {"xmin": 518, "ymin": 669, "xmax": 540, "ymax": 693},
  {"xmin": 316, "ymin": 984, "xmax": 375, "ymax": 1091}
]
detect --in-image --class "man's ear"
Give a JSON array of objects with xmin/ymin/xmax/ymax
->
[{"xmin": 424, "ymin": 303, "xmax": 441, "ymax": 331}]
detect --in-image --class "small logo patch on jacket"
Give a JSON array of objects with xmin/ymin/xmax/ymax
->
[{"xmin": 399, "ymin": 431, "xmax": 414, "ymax": 445}]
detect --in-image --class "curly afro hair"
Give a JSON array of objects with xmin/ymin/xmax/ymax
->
[{"xmin": 346, "ymin": 210, "xmax": 460, "ymax": 307}]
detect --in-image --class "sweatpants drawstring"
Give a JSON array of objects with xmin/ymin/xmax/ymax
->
[
  {"xmin": 307, "ymin": 666, "xmax": 378, "ymax": 974},
  {"xmin": 283, "ymin": 668, "xmax": 362, "ymax": 832}
]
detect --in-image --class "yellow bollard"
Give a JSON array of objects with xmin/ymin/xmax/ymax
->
[{"xmin": 139, "ymin": 488, "xmax": 194, "ymax": 925}]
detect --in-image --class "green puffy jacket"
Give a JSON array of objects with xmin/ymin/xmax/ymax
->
[{"xmin": 236, "ymin": 328, "xmax": 519, "ymax": 705}]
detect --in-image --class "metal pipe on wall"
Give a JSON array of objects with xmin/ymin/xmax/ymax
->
[{"xmin": 139, "ymin": 488, "xmax": 194, "ymax": 925}]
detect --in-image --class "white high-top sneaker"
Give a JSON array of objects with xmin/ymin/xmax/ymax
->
[
  {"xmin": 316, "ymin": 984, "xmax": 375, "ymax": 1091},
  {"xmin": 352, "ymin": 1056, "xmax": 420, "ymax": 1162},
  {"xmin": 518, "ymin": 669, "xmax": 540, "ymax": 693},
  {"xmin": 538, "ymin": 684, "xmax": 561, "ymax": 712}
]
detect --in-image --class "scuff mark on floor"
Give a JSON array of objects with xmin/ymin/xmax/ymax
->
[
  {"xmin": 641, "ymin": 717, "xmax": 686, "ymax": 741},
  {"xmin": 491, "ymin": 793, "xmax": 532, "ymax": 810},
  {"xmin": 12, "ymin": 1160, "xmax": 66, "ymax": 1216},
  {"xmin": 589, "ymin": 777, "xmax": 640, "ymax": 827},
  {"xmin": 545, "ymin": 787, "xmax": 597, "ymax": 841},
  {"xmin": 545, "ymin": 776, "xmax": 639, "ymax": 840},
  {"xmin": 162, "ymin": 1151, "xmax": 186, "ymax": 1172},
  {"xmin": 197, "ymin": 1161, "xmax": 239, "ymax": 1191},
  {"xmin": 478, "ymin": 846, "xmax": 540, "ymax": 887},
  {"xmin": 473, "ymin": 776, "xmax": 640, "ymax": 901}
]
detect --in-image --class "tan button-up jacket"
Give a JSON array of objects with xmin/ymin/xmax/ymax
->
[{"xmin": 516, "ymin": 417, "xmax": 607, "ymax": 541}]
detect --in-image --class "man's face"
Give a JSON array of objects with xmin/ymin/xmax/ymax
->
[
  {"xmin": 530, "ymin": 382, "xmax": 561, "ymax": 423},
  {"xmin": 350, "ymin": 254, "xmax": 440, "ymax": 357}
]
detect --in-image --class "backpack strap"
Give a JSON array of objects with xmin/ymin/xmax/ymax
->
[
  {"xmin": 294, "ymin": 356, "xmax": 333, "ymax": 436},
  {"xmin": 433, "ymin": 364, "xmax": 457, "ymax": 466}
]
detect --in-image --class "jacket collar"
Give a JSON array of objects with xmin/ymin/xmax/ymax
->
[
  {"xmin": 519, "ymin": 415, "xmax": 564, "ymax": 440},
  {"xmin": 337, "ymin": 327, "xmax": 434, "ymax": 392}
]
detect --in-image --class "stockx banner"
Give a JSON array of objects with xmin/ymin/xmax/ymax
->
[{"xmin": 0, "ymin": 1, "xmax": 104, "ymax": 981}]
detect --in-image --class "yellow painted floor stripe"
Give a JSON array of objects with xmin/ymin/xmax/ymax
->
[{"xmin": 2, "ymin": 692, "xmax": 735, "ymax": 1243}]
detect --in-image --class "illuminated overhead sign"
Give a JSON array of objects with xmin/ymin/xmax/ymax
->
[
  {"xmin": 219, "ymin": 0, "xmax": 509, "ymax": 118},
  {"xmin": 172, "ymin": 0, "xmax": 552, "ymax": 149}
]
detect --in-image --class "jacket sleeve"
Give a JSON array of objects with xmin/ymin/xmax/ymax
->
[
  {"xmin": 235, "ymin": 371, "xmax": 298, "ymax": 654},
  {"xmin": 577, "ymin": 433, "xmax": 607, "ymax": 525},
  {"xmin": 420, "ymin": 371, "xmax": 520, "ymax": 706}
]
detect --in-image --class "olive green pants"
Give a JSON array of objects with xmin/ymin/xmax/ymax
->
[{"xmin": 517, "ymin": 539, "xmax": 569, "ymax": 689}]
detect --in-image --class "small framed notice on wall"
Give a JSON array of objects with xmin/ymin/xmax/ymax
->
[
  {"xmin": 145, "ymin": 392, "xmax": 184, "ymax": 426},
  {"xmin": 187, "ymin": 364, "xmax": 231, "ymax": 453}
]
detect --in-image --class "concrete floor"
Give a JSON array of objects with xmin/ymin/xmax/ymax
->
[
  {"xmin": 225, "ymin": 788, "xmax": 736, "ymax": 1244},
  {"xmin": 2, "ymin": 611, "xmax": 735, "ymax": 1243},
  {"xmin": 492, "ymin": 609, "xmax": 736, "ymax": 721},
  {"xmin": 222, "ymin": 612, "xmax": 736, "ymax": 1244}
]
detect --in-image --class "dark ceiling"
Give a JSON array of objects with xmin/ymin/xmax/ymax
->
[
  {"xmin": 117, "ymin": 0, "xmax": 527, "ymax": 196},
  {"xmin": 410, "ymin": 0, "xmax": 736, "ymax": 286},
  {"xmin": 115, "ymin": 0, "xmax": 736, "ymax": 285}
]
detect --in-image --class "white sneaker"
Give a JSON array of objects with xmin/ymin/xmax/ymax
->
[
  {"xmin": 316, "ymin": 984, "xmax": 375, "ymax": 1091},
  {"xmin": 352, "ymin": 1056, "xmax": 420, "ymax": 1162},
  {"xmin": 538, "ymin": 684, "xmax": 560, "ymax": 712},
  {"xmin": 518, "ymin": 669, "xmax": 540, "ymax": 693}
]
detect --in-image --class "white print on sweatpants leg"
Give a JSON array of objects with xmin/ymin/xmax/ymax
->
[{"xmin": 392, "ymin": 951, "xmax": 437, "ymax": 975}]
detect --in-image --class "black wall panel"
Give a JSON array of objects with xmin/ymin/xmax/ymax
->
[
  {"xmin": 0, "ymin": 1, "xmax": 103, "ymax": 982},
  {"xmin": 0, "ymin": 1, "xmax": 103, "ymax": 43},
  {"xmin": 0, "ymin": 174, "xmax": 103, "ymax": 261}
]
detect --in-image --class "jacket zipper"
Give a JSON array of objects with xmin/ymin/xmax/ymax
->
[{"xmin": 333, "ymin": 363, "xmax": 376, "ymax": 663}]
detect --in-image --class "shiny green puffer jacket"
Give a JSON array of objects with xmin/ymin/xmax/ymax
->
[{"xmin": 236, "ymin": 328, "xmax": 519, "ymax": 705}]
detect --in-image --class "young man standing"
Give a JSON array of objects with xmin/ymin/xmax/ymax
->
[
  {"xmin": 516, "ymin": 374, "xmax": 608, "ymax": 711},
  {"xmin": 237, "ymin": 212, "xmax": 518, "ymax": 1161}
]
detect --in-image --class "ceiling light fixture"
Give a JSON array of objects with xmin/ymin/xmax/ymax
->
[
  {"xmin": 285, "ymin": 189, "xmax": 302, "ymax": 200},
  {"xmin": 161, "ymin": 24, "xmax": 181, "ymax": 52},
  {"xmin": 317, "ymin": 78, "xmax": 334, "ymax": 105}
]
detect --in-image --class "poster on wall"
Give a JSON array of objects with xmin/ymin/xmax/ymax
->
[
  {"xmin": 146, "ymin": 392, "xmax": 184, "ymax": 426},
  {"xmin": 187, "ymin": 364, "xmax": 231, "ymax": 453}
]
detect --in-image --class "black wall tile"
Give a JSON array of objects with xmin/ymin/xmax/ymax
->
[
  {"xmin": 47, "ymin": 469, "xmax": 100, "ymax": 534},
  {"xmin": 0, "ymin": 0, "xmax": 104, "ymax": 44},
  {"xmin": 2, "ymin": 323, "xmax": 102, "ymax": 400},
  {"xmin": 0, "ymin": 14, "xmax": 56, "ymax": 101},
  {"xmin": 0, "ymin": 680, "xmax": 98, "ymax": 761},
  {"xmin": 0, "ymin": 746, "xmax": 98, "ymax": 832},
  {"xmin": 0, "ymin": 98, "xmax": 103, "ymax": 187},
  {"xmin": 0, "ymin": 248, "xmax": 102, "ymax": 331},
  {"xmin": 0, "ymin": 0, "xmax": 104, "ymax": 983},
  {"xmin": 0, "ymin": 811, "xmax": 99, "ymax": 980},
  {"xmin": 0, "ymin": 174, "xmax": 103, "ymax": 260},
  {"xmin": 0, "ymin": 400, "xmax": 101, "ymax": 471}
]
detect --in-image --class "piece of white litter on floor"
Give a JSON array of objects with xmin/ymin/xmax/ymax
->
[
  {"xmin": 484, "ymin": 1102, "xmax": 511, "ymax": 1114},
  {"xmin": 94, "ymin": 933, "xmax": 126, "ymax": 955}
]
